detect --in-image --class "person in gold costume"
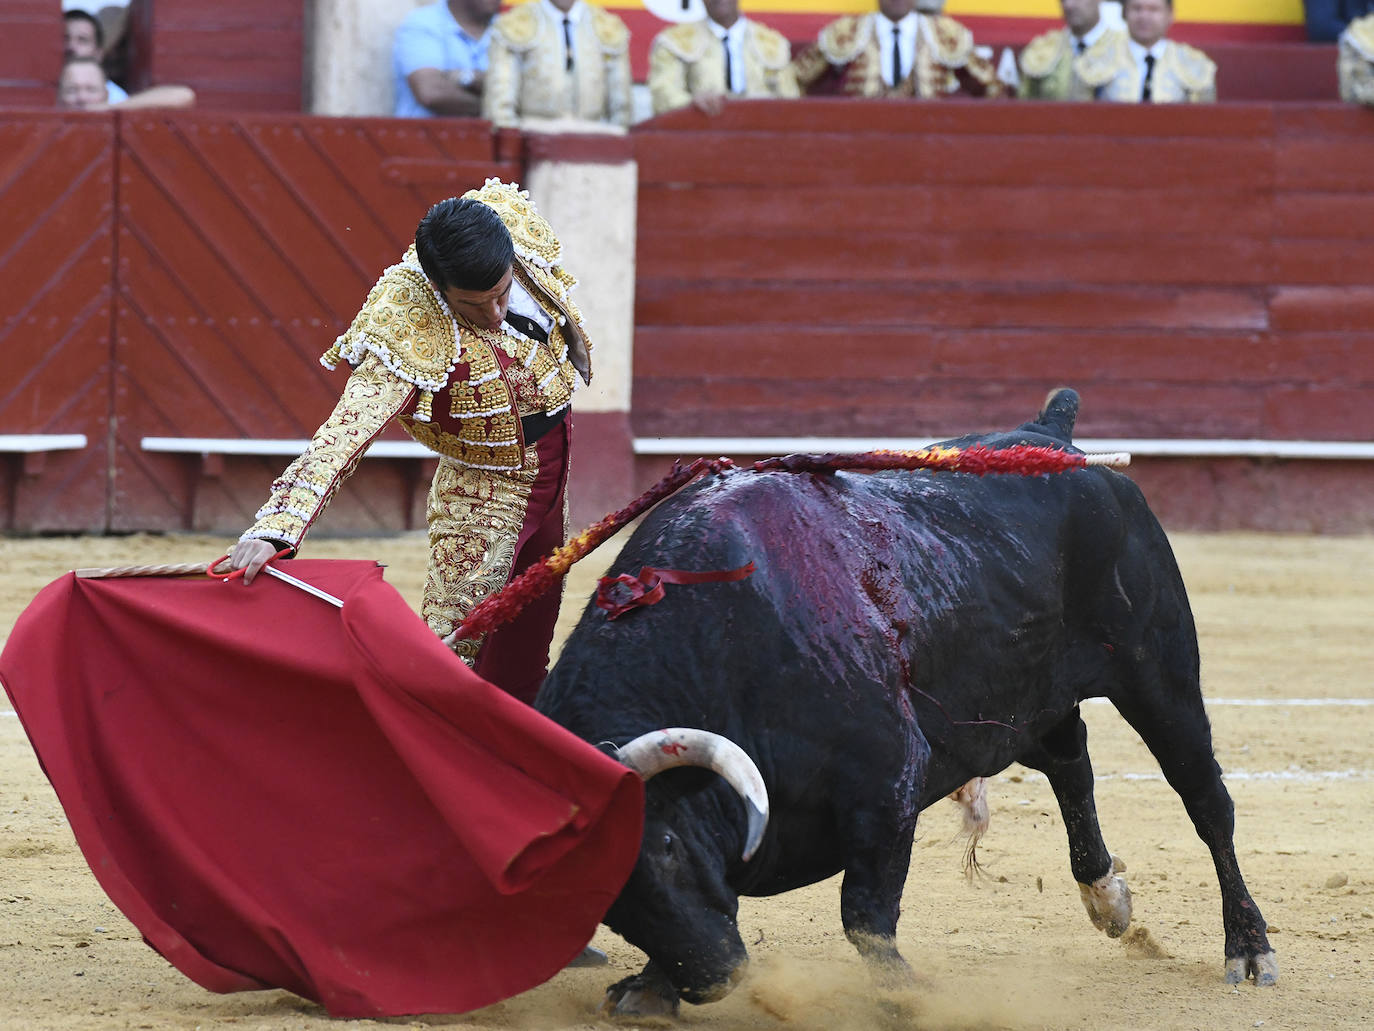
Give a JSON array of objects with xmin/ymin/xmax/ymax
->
[
  {"xmin": 1072, "ymin": 0, "xmax": 1215, "ymax": 102},
  {"xmin": 1018, "ymin": 0, "xmax": 1124, "ymax": 100},
  {"xmin": 215, "ymin": 180, "xmax": 592, "ymax": 706},
  {"xmin": 482, "ymin": 0, "xmax": 633, "ymax": 127},
  {"xmin": 1339, "ymin": 13, "xmax": 1374, "ymax": 105},
  {"xmin": 646, "ymin": 0, "xmax": 799, "ymax": 116},
  {"xmin": 791, "ymin": 0, "xmax": 1005, "ymax": 99}
]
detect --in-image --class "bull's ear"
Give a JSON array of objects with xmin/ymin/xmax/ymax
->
[{"xmin": 615, "ymin": 728, "xmax": 769, "ymax": 862}]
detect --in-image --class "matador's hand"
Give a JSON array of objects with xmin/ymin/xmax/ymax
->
[{"xmin": 210, "ymin": 538, "xmax": 280, "ymax": 585}]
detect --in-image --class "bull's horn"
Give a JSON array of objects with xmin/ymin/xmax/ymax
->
[{"xmin": 615, "ymin": 728, "xmax": 769, "ymax": 862}]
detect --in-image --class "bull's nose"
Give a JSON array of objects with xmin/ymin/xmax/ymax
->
[{"xmin": 679, "ymin": 957, "xmax": 748, "ymax": 1005}]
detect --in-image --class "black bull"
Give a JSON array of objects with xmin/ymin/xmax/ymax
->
[{"xmin": 535, "ymin": 390, "xmax": 1276, "ymax": 1014}]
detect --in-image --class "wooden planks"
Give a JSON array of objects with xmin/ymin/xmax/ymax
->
[{"xmin": 632, "ymin": 101, "xmax": 1374, "ymax": 455}]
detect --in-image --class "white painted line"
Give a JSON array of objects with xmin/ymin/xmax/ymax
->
[
  {"xmin": 140, "ymin": 437, "xmax": 435, "ymax": 459},
  {"xmin": 1084, "ymin": 697, "xmax": 1374, "ymax": 707},
  {"xmin": 633, "ymin": 437, "xmax": 1374, "ymax": 461},
  {"xmin": 0, "ymin": 433, "xmax": 88, "ymax": 452}
]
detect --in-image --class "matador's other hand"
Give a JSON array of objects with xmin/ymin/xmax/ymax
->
[{"xmin": 211, "ymin": 538, "xmax": 280, "ymax": 585}]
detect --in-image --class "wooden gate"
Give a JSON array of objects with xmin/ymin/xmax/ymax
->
[
  {"xmin": 0, "ymin": 109, "xmax": 521, "ymax": 533},
  {"xmin": 0, "ymin": 113, "xmax": 115, "ymax": 533},
  {"xmin": 111, "ymin": 112, "xmax": 523, "ymax": 533}
]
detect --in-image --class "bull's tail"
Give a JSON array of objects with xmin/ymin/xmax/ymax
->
[{"xmin": 1031, "ymin": 387, "xmax": 1080, "ymax": 444}]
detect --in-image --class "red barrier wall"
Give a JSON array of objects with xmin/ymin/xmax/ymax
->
[
  {"xmin": 631, "ymin": 100, "xmax": 1374, "ymax": 532},
  {"xmin": 0, "ymin": 109, "xmax": 523, "ymax": 535}
]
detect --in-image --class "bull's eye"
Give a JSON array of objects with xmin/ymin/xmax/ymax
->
[{"xmin": 662, "ymin": 832, "xmax": 674, "ymax": 855}]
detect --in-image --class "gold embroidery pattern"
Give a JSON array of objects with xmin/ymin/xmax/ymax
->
[
  {"xmin": 242, "ymin": 354, "xmax": 416, "ymax": 548},
  {"xmin": 422, "ymin": 450, "xmax": 540, "ymax": 660}
]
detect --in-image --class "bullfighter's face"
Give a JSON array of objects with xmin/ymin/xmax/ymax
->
[
  {"xmin": 704, "ymin": 0, "xmax": 740, "ymax": 29},
  {"xmin": 440, "ymin": 265, "xmax": 512, "ymax": 332},
  {"xmin": 878, "ymin": 0, "xmax": 917, "ymax": 22},
  {"xmin": 1125, "ymin": 0, "xmax": 1173, "ymax": 48},
  {"xmin": 1061, "ymin": 0, "xmax": 1102, "ymax": 36}
]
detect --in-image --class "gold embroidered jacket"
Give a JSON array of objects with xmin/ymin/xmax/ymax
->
[
  {"xmin": 483, "ymin": 1, "xmax": 633, "ymax": 127},
  {"xmin": 1340, "ymin": 14, "xmax": 1374, "ymax": 106},
  {"xmin": 1018, "ymin": 26, "xmax": 1125, "ymax": 100},
  {"xmin": 242, "ymin": 180, "xmax": 592, "ymax": 551},
  {"xmin": 647, "ymin": 18, "xmax": 799, "ymax": 115},
  {"xmin": 1072, "ymin": 35, "xmax": 1216, "ymax": 103},
  {"xmin": 792, "ymin": 13, "xmax": 1004, "ymax": 98}
]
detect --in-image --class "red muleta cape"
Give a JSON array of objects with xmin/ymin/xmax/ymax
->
[{"xmin": 0, "ymin": 559, "xmax": 644, "ymax": 1017}]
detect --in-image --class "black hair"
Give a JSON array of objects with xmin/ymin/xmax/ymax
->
[
  {"xmin": 414, "ymin": 197, "xmax": 515, "ymax": 293},
  {"xmin": 64, "ymin": 9, "xmax": 105, "ymax": 50}
]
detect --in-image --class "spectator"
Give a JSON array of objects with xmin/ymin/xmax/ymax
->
[
  {"xmin": 483, "ymin": 0, "xmax": 633, "ymax": 127},
  {"xmin": 646, "ymin": 0, "xmax": 798, "ymax": 116},
  {"xmin": 792, "ymin": 0, "xmax": 1004, "ymax": 98},
  {"xmin": 1303, "ymin": 0, "xmax": 1373, "ymax": 43},
  {"xmin": 1339, "ymin": 13, "xmax": 1374, "ymax": 103},
  {"xmin": 63, "ymin": 8, "xmax": 128, "ymax": 105},
  {"xmin": 393, "ymin": 0, "xmax": 501, "ymax": 118},
  {"xmin": 57, "ymin": 56, "xmax": 196, "ymax": 111},
  {"xmin": 1018, "ymin": 0, "xmax": 1125, "ymax": 99},
  {"xmin": 1073, "ymin": 0, "xmax": 1215, "ymax": 102}
]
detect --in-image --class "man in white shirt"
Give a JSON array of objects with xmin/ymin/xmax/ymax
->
[
  {"xmin": 647, "ymin": 0, "xmax": 798, "ymax": 115},
  {"xmin": 483, "ymin": 0, "xmax": 633, "ymax": 127},
  {"xmin": 1018, "ymin": 0, "xmax": 1125, "ymax": 99},
  {"xmin": 1074, "ymin": 0, "xmax": 1216, "ymax": 102}
]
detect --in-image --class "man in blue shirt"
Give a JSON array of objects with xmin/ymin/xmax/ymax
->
[{"xmin": 394, "ymin": 0, "xmax": 503, "ymax": 117}]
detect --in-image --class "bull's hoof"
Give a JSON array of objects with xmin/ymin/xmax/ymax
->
[
  {"xmin": 599, "ymin": 974, "xmax": 680, "ymax": 1019},
  {"xmin": 1225, "ymin": 951, "xmax": 1279, "ymax": 987},
  {"xmin": 1077, "ymin": 854, "xmax": 1132, "ymax": 938}
]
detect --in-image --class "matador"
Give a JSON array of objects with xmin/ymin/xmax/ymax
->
[{"xmin": 217, "ymin": 179, "xmax": 592, "ymax": 705}]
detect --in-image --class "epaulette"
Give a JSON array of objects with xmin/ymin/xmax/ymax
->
[
  {"xmin": 1018, "ymin": 28, "xmax": 1068, "ymax": 79},
  {"xmin": 1343, "ymin": 13, "xmax": 1374, "ymax": 60},
  {"xmin": 1073, "ymin": 33, "xmax": 1129, "ymax": 88},
  {"xmin": 653, "ymin": 21, "xmax": 710, "ymax": 64},
  {"xmin": 747, "ymin": 22, "xmax": 793, "ymax": 71},
  {"xmin": 929, "ymin": 15, "xmax": 974, "ymax": 68},
  {"xmin": 323, "ymin": 256, "xmax": 456, "ymax": 394},
  {"xmin": 493, "ymin": 5, "xmax": 541, "ymax": 51},
  {"xmin": 1168, "ymin": 40, "xmax": 1216, "ymax": 92},
  {"xmin": 462, "ymin": 177, "xmax": 564, "ymax": 269},
  {"xmin": 816, "ymin": 15, "xmax": 872, "ymax": 66},
  {"xmin": 591, "ymin": 6, "xmax": 630, "ymax": 54}
]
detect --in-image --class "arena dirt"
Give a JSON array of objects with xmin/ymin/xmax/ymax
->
[{"xmin": 1, "ymin": 531, "xmax": 1371, "ymax": 1030}]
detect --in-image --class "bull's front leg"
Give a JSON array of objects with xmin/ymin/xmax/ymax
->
[{"xmin": 836, "ymin": 793, "xmax": 923, "ymax": 986}]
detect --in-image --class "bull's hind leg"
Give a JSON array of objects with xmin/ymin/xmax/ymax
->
[
  {"xmin": 1018, "ymin": 709, "xmax": 1132, "ymax": 937},
  {"xmin": 1110, "ymin": 674, "xmax": 1277, "ymax": 986}
]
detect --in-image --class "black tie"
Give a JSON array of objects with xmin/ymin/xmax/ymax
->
[
  {"xmin": 891, "ymin": 27, "xmax": 902, "ymax": 86},
  {"xmin": 504, "ymin": 311, "xmax": 548, "ymax": 343},
  {"xmin": 723, "ymin": 37, "xmax": 734, "ymax": 93},
  {"xmin": 563, "ymin": 16, "xmax": 574, "ymax": 71},
  {"xmin": 1075, "ymin": 38, "xmax": 1086, "ymax": 55},
  {"xmin": 1142, "ymin": 53, "xmax": 1155, "ymax": 102}
]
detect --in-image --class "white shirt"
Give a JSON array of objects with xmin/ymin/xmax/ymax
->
[
  {"xmin": 873, "ymin": 12, "xmax": 919, "ymax": 88},
  {"xmin": 1070, "ymin": 16, "xmax": 1113, "ymax": 56},
  {"xmin": 708, "ymin": 17, "xmax": 751, "ymax": 94},
  {"xmin": 506, "ymin": 277, "xmax": 555, "ymax": 339},
  {"xmin": 540, "ymin": 0, "xmax": 585, "ymax": 74},
  {"xmin": 1127, "ymin": 37, "xmax": 1168, "ymax": 98}
]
